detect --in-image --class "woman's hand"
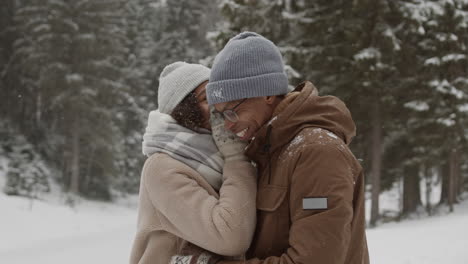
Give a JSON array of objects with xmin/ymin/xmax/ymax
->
[
  {"xmin": 209, "ymin": 106, "xmax": 247, "ymax": 161},
  {"xmin": 170, "ymin": 242, "xmax": 221, "ymax": 264}
]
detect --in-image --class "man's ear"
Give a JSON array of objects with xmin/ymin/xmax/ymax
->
[{"xmin": 264, "ymin": 96, "xmax": 276, "ymax": 105}]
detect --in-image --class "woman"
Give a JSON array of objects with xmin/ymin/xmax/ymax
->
[{"xmin": 129, "ymin": 62, "xmax": 257, "ymax": 264}]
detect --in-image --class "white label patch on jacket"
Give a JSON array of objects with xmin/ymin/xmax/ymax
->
[{"xmin": 303, "ymin": 197, "xmax": 328, "ymax": 210}]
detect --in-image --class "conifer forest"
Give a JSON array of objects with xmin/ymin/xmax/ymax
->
[{"xmin": 1, "ymin": 0, "xmax": 467, "ymax": 228}]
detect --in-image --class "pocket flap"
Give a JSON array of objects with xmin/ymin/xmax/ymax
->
[{"xmin": 256, "ymin": 185, "xmax": 287, "ymax": 211}]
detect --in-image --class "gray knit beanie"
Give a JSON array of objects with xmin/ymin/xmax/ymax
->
[
  {"xmin": 206, "ymin": 32, "xmax": 289, "ymax": 105},
  {"xmin": 157, "ymin": 61, "xmax": 210, "ymax": 114}
]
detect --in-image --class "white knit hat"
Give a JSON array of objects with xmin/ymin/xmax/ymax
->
[{"xmin": 158, "ymin": 61, "xmax": 210, "ymax": 114}]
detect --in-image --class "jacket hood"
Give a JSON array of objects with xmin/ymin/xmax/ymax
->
[{"xmin": 246, "ymin": 81, "xmax": 356, "ymax": 159}]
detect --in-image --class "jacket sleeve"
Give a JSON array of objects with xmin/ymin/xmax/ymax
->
[
  {"xmin": 143, "ymin": 155, "xmax": 257, "ymax": 257},
  {"xmin": 221, "ymin": 143, "xmax": 355, "ymax": 264}
]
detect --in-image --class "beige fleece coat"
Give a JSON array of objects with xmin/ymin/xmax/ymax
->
[{"xmin": 129, "ymin": 153, "xmax": 257, "ymax": 264}]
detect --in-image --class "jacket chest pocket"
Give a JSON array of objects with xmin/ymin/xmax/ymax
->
[
  {"xmin": 253, "ymin": 185, "xmax": 290, "ymax": 257},
  {"xmin": 257, "ymin": 185, "xmax": 287, "ymax": 211}
]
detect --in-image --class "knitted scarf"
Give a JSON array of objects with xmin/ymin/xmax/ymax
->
[{"xmin": 142, "ymin": 110, "xmax": 224, "ymax": 190}]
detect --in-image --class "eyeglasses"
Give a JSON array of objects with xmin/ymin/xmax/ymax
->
[{"xmin": 221, "ymin": 98, "xmax": 247, "ymax": 123}]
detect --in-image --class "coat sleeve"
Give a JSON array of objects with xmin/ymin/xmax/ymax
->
[
  {"xmin": 221, "ymin": 143, "xmax": 355, "ymax": 264},
  {"xmin": 143, "ymin": 155, "xmax": 257, "ymax": 257}
]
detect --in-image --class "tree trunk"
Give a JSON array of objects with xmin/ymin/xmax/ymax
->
[
  {"xmin": 83, "ymin": 146, "xmax": 96, "ymax": 194},
  {"xmin": 424, "ymin": 165, "xmax": 433, "ymax": 215},
  {"xmin": 440, "ymin": 162, "xmax": 450, "ymax": 204},
  {"xmin": 458, "ymin": 154, "xmax": 464, "ymax": 198},
  {"xmin": 36, "ymin": 92, "xmax": 42, "ymax": 125},
  {"xmin": 402, "ymin": 165, "xmax": 421, "ymax": 216},
  {"xmin": 69, "ymin": 119, "xmax": 80, "ymax": 194},
  {"xmin": 454, "ymin": 150, "xmax": 461, "ymax": 200},
  {"xmin": 0, "ymin": 0, "xmax": 16, "ymax": 120},
  {"xmin": 448, "ymin": 149, "xmax": 458, "ymax": 212},
  {"xmin": 370, "ymin": 100, "xmax": 382, "ymax": 227}
]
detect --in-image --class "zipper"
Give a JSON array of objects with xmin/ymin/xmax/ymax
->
[{"xmin": 263, "ymin": 125, "xmax": 273, "ymax": 184}]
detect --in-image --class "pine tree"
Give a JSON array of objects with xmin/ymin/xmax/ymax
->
[
  {"xmin": 396, "ymin": 0, "xmax": 468, "ymax": 211},
  {"xmin": 0, "ymin": 0, "xmax": 17, "ymax": 120},
  {"xmin": 115, "ymin": 0, "xmax": 223, "ymax": 193},
  {"xmin": 114, "ymin": 0, "xmax": 159, "ymax": 193},
  {"xmin": 10, "ymin": 0, "xmax": 131, "ymax": 199},
  {"xmin": 2, "ymin": 0, "xmax": 223, "ymax": 199},
  {"xmin": 3, "ymin": 134, "xmax": 50, "ymax": 198},
  {"xmin": 154, "ymin": 0, "xmax": 218, "ymax": 72},
  {"xmin": 212, "ymin": 0, "xmax": 297, "ymax": 78}
]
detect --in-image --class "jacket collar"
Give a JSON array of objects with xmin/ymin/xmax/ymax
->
[
  {"xmin": 245, "ymin": 81, "xmax": 356, "ymax": 164},
  {"xmin": 245, "ymin": 82, "xmax": 314, "ymax": 162}
]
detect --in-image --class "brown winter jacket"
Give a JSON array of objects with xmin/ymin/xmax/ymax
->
[
  {"xmin": 129, "ymin": 153, "xmax": 257, "ymax": 264},
  {"xmin": 221, "ymin": 81, "xmax": 369, "ymax": 264}
]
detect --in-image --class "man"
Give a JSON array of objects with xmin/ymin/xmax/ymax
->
[
  {"xmin": 172, "ymin": 32, "xmax": 369, "ymax": 264},
  {"xmin": 204, "ymin": 32, "xmax": 369, "ymax": 264}
]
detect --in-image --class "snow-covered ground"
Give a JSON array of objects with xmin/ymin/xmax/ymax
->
[
  {"xmin": 0, "ymin": 191, "xmax": 137, "ymax": 264},
  {"xmin": 367, "ymin": 199, "xmax": 468, "ymax": 264},
  {"xmin": 1, "ymin": 171, "xmax": 467, "ymax": 263}
]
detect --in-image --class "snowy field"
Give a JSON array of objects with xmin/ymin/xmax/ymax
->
[
  {"xmin": 367, "ymin": 201, "xmax": 468, "ymax": 264},
  {"xmin": 0, "ymin": 191, "xmax": 137, "ymax": 264},
  {"xmin": 1, "ymin": 179, "xmax": 467, "ymax": 263}
]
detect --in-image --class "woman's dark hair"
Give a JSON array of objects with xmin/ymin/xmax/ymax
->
[{"xmin": 170, "ymin": 91, "xmax": 205, "ymax": 131}]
